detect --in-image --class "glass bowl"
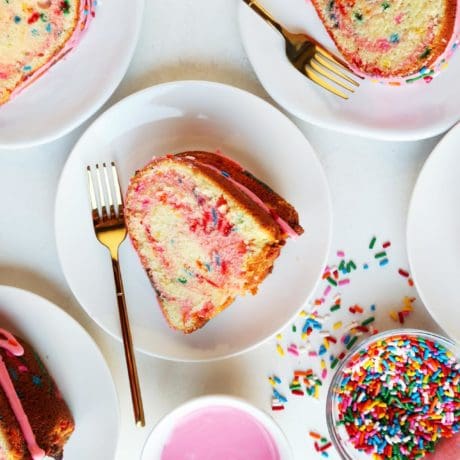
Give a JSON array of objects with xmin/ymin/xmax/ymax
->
[{"xmin": 326, "ymin": 329, "xmax": 460, "ymax": 460}]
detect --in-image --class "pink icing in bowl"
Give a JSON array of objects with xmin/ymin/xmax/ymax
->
[{"xmin": 141, "ymin": 395, "xmax": 293, "ymax": 460}]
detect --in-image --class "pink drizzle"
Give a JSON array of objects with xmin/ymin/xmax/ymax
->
[
  {"xmin": 0, "ymin": 329, "xmax": 45, "ymax": 460},
  {"xmin": 196, "ymin": 161, "xmax": 299, "ymax": 239}
]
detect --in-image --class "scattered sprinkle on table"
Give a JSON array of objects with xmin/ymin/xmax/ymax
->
[
  {"xmin": 310, "ymin": 431, "xmax": 333, "ymax": 457},
  {"xmin": 389, "ymin": 296, "xmax": 415, "ymax": 324},
  {"xmin": 276, "ymin": 342, "xmax": 284, "ymax": 357},
  {"xmin": 269, "ymin": 236, "xmax": 423, "ymax": 457}
]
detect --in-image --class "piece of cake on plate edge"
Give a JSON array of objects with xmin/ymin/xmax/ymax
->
[
  {"xmin": 0, "ymin": 0, "xmax": 95, "ymax": 105},
  {"xmin": 0, "ymin": 327, "xmax": 74, "ymax": 460},
  {"xmin": 310, "ymin": 0, "xmax": 459, "ymax": 82}
]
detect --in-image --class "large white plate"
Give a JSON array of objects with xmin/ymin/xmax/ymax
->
[
  {"xmin": 55, "ymin": 81, "xmax": 332, "ymax": 361},
  {"xmin": 239, "ymin": 0, "xmax": 460, "ymax": 141},
  {"xmin": 0, "ymin": 285, "xmax": 119, "ymax": 458},
  {"xmin": 0, "ymin": 0, "xmax": 144, "ymax": 148},
  {"xmin": 407, "ymin": 122, "xmax": 460, "ymax": 343}
]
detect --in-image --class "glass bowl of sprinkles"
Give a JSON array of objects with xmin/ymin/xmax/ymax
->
[{"xmin": 326, "ymin": 329, "xmax": 460, "ymax": 460}]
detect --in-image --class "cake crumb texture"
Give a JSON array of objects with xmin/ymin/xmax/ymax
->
[{"xmin": 0, "ymin": 0, "xmax": 93, "ymax": 105}]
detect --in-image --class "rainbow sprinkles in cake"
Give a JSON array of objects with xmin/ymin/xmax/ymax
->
[
  {"xmin": 0, "ymin": 0, "xmax": 96, "ymax": 105},
  {"xmin": 125, "ymin": 151, "xmax": 304, "ymax": 334},
  {"xmin": 310, "ymin": 0, "xmax": 460, "ymax": 84},
  {"xmin": 0, "ymin": 327, "xmax": 74, "ymax": 459}
]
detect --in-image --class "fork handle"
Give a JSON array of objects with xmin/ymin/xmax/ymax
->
[
  {"xmin": 242, "ymin": 0, "xmax": 283, "ymax": 34},
  {"xmin": 111, "ymin": 258, "xmax": 145, "ymax": 427}
]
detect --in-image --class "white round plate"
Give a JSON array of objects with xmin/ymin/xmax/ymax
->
[
  {"xmin": 239, "ymin": 0, "xmax": 460, "ymax": 141},
  {"xmin": 55, "ymin": 80, "xmax": 332, "ymax": 361},
  {"xmin": 141, "ymin": 395, "xmax": 293, "ymax": 460},
  {"xmin": 0, "ymin": 0, "xmax": 144, "ymax": 148},
  {"xmin": 407, "ymin": 122, "xmax": 460, "ymax": 343},
  {"xmin": 0, "ymin": 285, "xmax": 119, "ymax": 459}
]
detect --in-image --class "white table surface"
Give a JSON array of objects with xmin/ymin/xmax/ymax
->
[{"xmin": 0, "ymin": 1, "xmax": 452, "ymax": 459}]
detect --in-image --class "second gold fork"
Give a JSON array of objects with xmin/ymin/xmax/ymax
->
[{"xmin": 243, "ymin": 0, "xmax": 361, "ymax": 99}]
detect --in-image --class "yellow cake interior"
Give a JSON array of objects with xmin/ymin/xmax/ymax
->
[{"xmin": 0, "ymin": 0, "xmax": 80, "ymax": 104}]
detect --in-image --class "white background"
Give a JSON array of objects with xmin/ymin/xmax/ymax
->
[{"xmin": 0, "ymin": 1, "xmax": 451, "ymax": 459}]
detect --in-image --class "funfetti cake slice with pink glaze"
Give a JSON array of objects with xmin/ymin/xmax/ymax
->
[
  {"xmin": 125, "ymin": 151, "xmax": 303, "ymax": 334},
  {"xmin": 0, "ymin": 0, "xmax": 95, "ymax": 105},
  {"xmin": 0, "ymin": 328, "xmax": 74, "ymax": 460},
  {"xmin": 310, "ymin": 0, "xmax": 458, "ymax": 80}
]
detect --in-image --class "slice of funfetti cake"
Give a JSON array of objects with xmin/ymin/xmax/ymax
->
[
  {"xmin": 310, "ymin": 0, "xmax": 457, "ymax": 78},
  {"xmin": 0, "ymin": 0, "xmax": 94, "ymax": 105},
  {"xmin": 125, "ymin": 152, "xmax": 303, "ymax": 334},
  {"xmin": 0, "ymin": 328, "xmax": 75, "ymax": 460}
]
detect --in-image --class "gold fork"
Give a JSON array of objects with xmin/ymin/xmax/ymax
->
[
  {"xmin": 242, "ymin": 0, "xmax": 361, "ymax": 99},
  {"xmin": 87, "ymin": 162, "xmax": 145, "ymax": 427}
]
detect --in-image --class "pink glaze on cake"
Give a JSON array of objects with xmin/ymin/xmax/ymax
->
[
  {"xmin": 161, "ymin": 406, "xmax": 281, "ymax": 460},
  {"xmin": 0, "ymin": 329, "xmax": 45, "ymax": 460},
  {"xmin": 196, "ymin": 161, "xmax": 299, "ymax": 239}
]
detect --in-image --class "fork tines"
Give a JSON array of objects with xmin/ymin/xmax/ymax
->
[
  {"xmin": 86, "ymin": 162, "xmax": 124, "ymax": 224},
  {"xmin": 306, "ymin": 46, "xmax": 361, "ymax": 100}
]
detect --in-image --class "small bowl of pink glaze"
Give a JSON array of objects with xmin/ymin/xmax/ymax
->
[{"xmin": 141, "ymin": 395, "xmax": 293, "ymax": 460}]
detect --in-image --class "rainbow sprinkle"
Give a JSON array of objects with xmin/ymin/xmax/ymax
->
[
  {"xmin": 271, "ymin": 235, "xmax": 404, "ymax": 392},
  {"xmin": 269, "ymin": 235, "xmax": 427, "ymax": 458},
  {"xmin": 276, "ymin": 342, "xmax": 284, "ymax": 357},
  {"xmin": 333, "ymin": 334, "xmax": 460, "ymax": 459},
  {"xmin": 290, "ymin": 369, "xmax": 322, "ymax": 399},
  {"xmin": 398, "ymin": 267, "xmax": 415, "ymax": 287},
  {"xmin": 310, "ymin": 431, "xmax": 333, "ymax": 457},
  {"xmin": 389, "ymin": 296, "xmax": 415, "ymax": 324}
]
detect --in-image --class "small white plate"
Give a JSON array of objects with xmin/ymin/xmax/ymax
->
[
  {"xmin": 0, "ymin": 285, "xmax": 119, "ymax": 459},
  {"xmin": 55, "ymin": 80, "xmax": 332, "ymax": 361},
  {"xmin": 0, "ymin": 0, "xmax": 144, "ymax": 148},
  {"xmin": 407, "ymin": 122, "xmax": 460, "ymax": 343},
  {"xmin": 239, "ymin": 0, "xmax": 460, "ymax": 141},
  {"xmin": 141, "ymin": 395, "xmax": 293, "ymax": 460}
]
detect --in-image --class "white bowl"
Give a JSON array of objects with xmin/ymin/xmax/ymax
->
[{"xmin": 141, "ymin": 395, "xmax": 293, "ymax": 460}]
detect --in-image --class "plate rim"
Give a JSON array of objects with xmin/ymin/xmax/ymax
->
[
  {"xmin": 0, "ymin": 0, "xmax": 145, "ymax": 150},
  {"xmin": 407, "ymin": 121, "xmax": 460, "ymax": 343},
  {"xmin": 54, "ymin": 79, "xmax": 333, "ymax": 362},
  {"xmin": 238, "ymin": 2, "xmax": 460, "ymax": 142},
  {"xmin": 0, "ymin": 284, "xmax": 121, "ymax": 457}
]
